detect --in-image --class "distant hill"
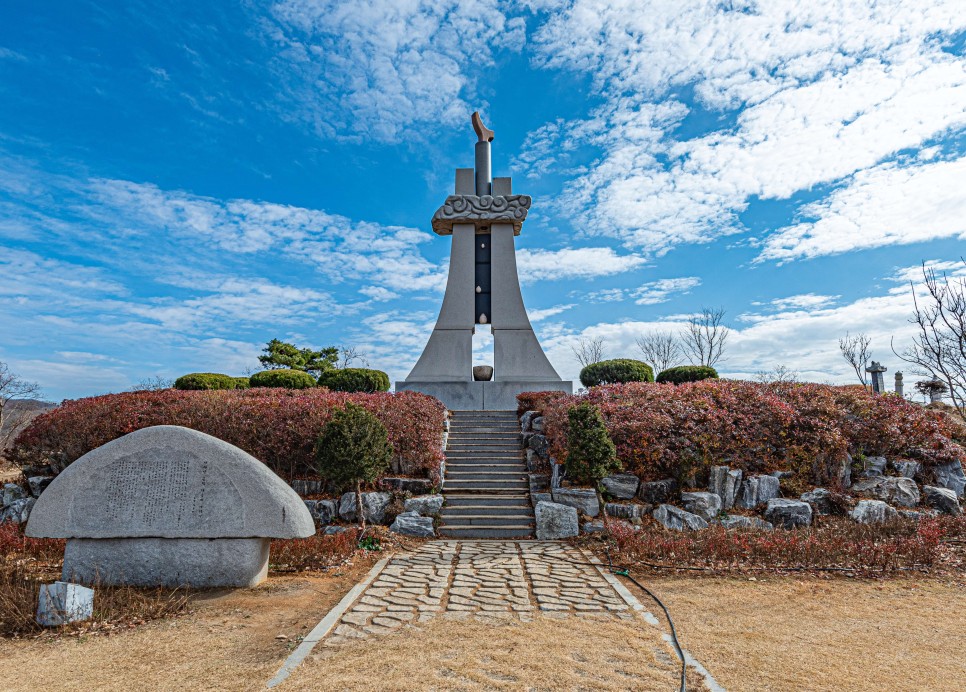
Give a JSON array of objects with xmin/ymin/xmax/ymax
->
[{"xmin": 1, "ymin": 398, "xmax": 57, "ymax": 452}]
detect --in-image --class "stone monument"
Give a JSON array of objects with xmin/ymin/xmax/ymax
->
[
  {"xmin": 26, "ymin": 425, "xmax": 315, "ymax": 587},
  {"xmin": 894, "ymin": 371, "xmax": 903, "ymax": 397},
  {"xmin": 866, "ymin": 361, "xmax": 887, "ymax": 394},
  {"xmin": 396, "ymin": 112, "xmax": 572, "ymax": 409}
]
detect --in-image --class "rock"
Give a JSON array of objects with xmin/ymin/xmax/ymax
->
[
  {"xmin": 323, "ymin": 526, "xmax": 348, "ymax": 535},
  {"xmin": 551, "ymin": 488, "xmax": 600, "ymax": 517},
  {"xmin": 770, "ymin": 471, "xmax": 793, "ymax": 480},
  {"xmin": 527, "ymin": 434, "xmax": 550, "ymax": 459},
  {"xmin": 534, "ymin": 501, "xmax": 579, "ymax": 539},
  {"xmin": 922, "ymin": 485, "xmax": 961, "ymax": 516},
  {"xmin": 290, "ymin": 479, "xmax": 323, "ymax": 496},
  {"xmin": 838, "ymin": 454, "xmax": 853, "ymax": 489},
  {"xmin": 681, "ymin": 492, "xmax": 722, "ymax": 520},
  {"xmin": 380, "ymin": 477, "xmax": 434, "ymax": 495},
  {"xmin": 403, "ymin": 494, "xmax": 444, "ymax": 516},
  {"xmin": 637, "ymin": 478, "xmax": 678, "ymax": 504},
  {"xmin": 851, "ymin": 477, "xmax": 920, "ymax": 508},
  {"xmin": 520, "ymin": 410, "xmax": 539, "ymax": 433},
  {"xmin": 339, "ymin": 492, "xmax": 393, "ymax": 524},
  {"xmin": 653, "ymin": 504, "xmax": 708, "ymax": 531},
  {"xmin": 528, "ymin": 473, "xmax": 550, "ymax": 494},
  {"xmin": 582, "ymin": 520, "xmax": 605, "ymax": 534},
  {"xmin": 850, "ymin": 499, "xmax": 898, "ymax": 524},
  {"xmin": 532, "ymin": 416, "xmax": 545, "ymax": 433},
  {"xmin": 36, "ymin": 581, "xmax": 94, "ymax": 627},
  {"xmin": 531, "ymin": 491, "xmax": 552, "ymax": 506},
  {"xmin": 891, "ymin": 460, "xmax": 919, "ymax": 479},
  {"xmin": 27, "ymin": 476, "xmax": 53, "ymax": 498},
  {"xmin": 525, "ymin": 449, "xmax": 543, "ymax": 472},
  {"xmin": 717, "ymin": 515, "xmax": 773, "ymax": 530},
  {"xmin": 709, "ymin": 466, "xmax": 742, "ymax": 509},
  {"xmin": 304, "ymin": 500, "xmax": 337, "ymax": 526},
  {"xmin": 601, "ymin": 473, "xmax": 639, "ymax": 500},
  {"xmin": 25, "ymin": 426, "xmax": 314, "ymax": 588},
  {"xmin": 764, "ymin": 498, "xmax": 812, "ymax": 529},
  {"xmin": 1, "ymin": 498, "xmax": 35, "ymax": 524},
  {"xmin": 2, "ymin": 483, "xmax": 25, "ymax": 507},
  {"xmin": 859, "ymin": 456, "xmax": 888, "ymax": 478},
  {"xmin": 550, "ymin": 462, "xmax": 563, "ymax": 488},
  {"xmin": 801, "ymin": 488, "xmax": 840, "ymax": 515},
  {"xmin": 933, "ymin": 460, "xmax": 966, "ymax": 498},
  {"xmin": 898, "ymin": 509, "xmax": 939, "ymax": 522},
  {"xmin": 389, "ymin": 511, "xmax": 435, "ymax": 538},
  {"xmin": 605, "ymin": 503, "xmax": 649, "ymax": 520},
  {"xmin": 737, "ymin": 475, "xmax": 780, "ymax": 509}
]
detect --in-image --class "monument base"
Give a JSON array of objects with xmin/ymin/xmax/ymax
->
[
  {"xmin": 396, "ymin": 380, "xmax": 572, "ymax": 410},
  {"xmin": 62, "ymin": 537, "xmax": 270, "ymax": 588}
]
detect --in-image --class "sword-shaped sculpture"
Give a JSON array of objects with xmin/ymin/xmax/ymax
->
[{"xmin": 396, "ymin": 112, "xmax": 572, "ymax": 410}]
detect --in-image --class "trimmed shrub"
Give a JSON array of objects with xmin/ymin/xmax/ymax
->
[
  {"xmin": 317, "ymin": 368, "xmax": 390, "ymax": 393},
  {"xmin": 10, "ymin": 389, "xmax": 446, "ymax": 483},
  {"xmin": 232, "ymin": 377, "xmax": 250, "ymax": 389},
  {"xmin": 173, "ymin": 373, "xmax": 241, "ymax": 391},
  {"xmin": 580, "ymin": 359, "xmax": 654, "ymax": 388},
  {"xmin": 565, "ymin": 403, "xmax": 620, "ymax": 486},
  {"xmin": 656, "ymin": 365, "xmax": 718, "ymax": 384},
  {"xmin": 249, "ymin": 369, "xmax": 317, "ymax": 389}
]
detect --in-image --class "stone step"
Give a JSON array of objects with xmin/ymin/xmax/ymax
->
[
  {"xmin": 437, "ymin": 526, "xmax": 534, "ymax": 539},
  {"xmin": 450, "ymin": 410, "xmax": 516, "ymax": 417},
  {"xmin": 448, "ymin": 422, "xmax": 520, "ymax": 429},
  {"xmin": 443, "ymin": 494, "xmax": 531, "ymax": 507},
  {"xmin": 447, "ymin": 431, "xmax": 521, "ymax": 437},
  {"xmin": 446, "ymin": 442, "xmax": 522, "ymax": 449},
  {"xmin": 446, "ymin": 462, "xmax": 526, "ymax": 470},
  {"xmin": 445, "ymin": 456, "xmax": 523, "ymax": 463},
  {"xmin": 438, "ymin": 514, "xmax": 534, "ymax": 527},
  {"xmin": 440, "ymin": 504, "xmax": 534, "ymax": 516},
  {"xmin": 444, "ymin": 486, "xmax": 529, "ymax": 495}
]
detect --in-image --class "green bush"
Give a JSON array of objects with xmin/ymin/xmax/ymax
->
[
  {"xmin": 232, "ymin": 377, "xmax": 250, "ymax": 389},
  {"xmin": 565, "ymin": 403, "xmax": 620, "ymax": 486},
  {"xmin": 579, "ymin": 359, "xmax": 654, "ymax": 388},
  {"xmin": 249, "ymin": 369, "xmax": 317, "ymax": 389},
  {"xmin": 317, "ymin": 368, "xmax": 390, "ymax": 393},
  {"xmin": 173, "ymin": 373, "xmax": 242, "ymax": 391},
  {"xmin": 314, "ymin": 402, "xmax": 393, "ymax": 528},
  {"xmin": 656, "ymin": 365, "xmax": 719, "ymax": 384}
]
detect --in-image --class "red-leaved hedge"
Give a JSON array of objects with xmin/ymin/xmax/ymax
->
[
  {"xmin": 526, "ymin": 381, "xmax": 965, "ymax": 487},
  {"xmin": 10, "ymin": 389, "xmax": 446, "ymax": 484}
]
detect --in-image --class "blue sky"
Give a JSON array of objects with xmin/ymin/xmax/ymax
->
[{"xmin": 2, "ymin": 1, "xmax": 966, "ymax": 402}]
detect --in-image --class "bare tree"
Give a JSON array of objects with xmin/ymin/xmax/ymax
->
[
  {"xmin": 131, "ymin": 375, "xmax": 173, "ymax": 391},
  {"xmin": 753, "ymin": 364, "xmax": 800, "ymax": 384},
  {"xmin": 894, "ymin": 262, "xmax": 966, "ymax": 417},
  {"xmin": 635, "ymin": 331, "xmax": 682, "ymax": 374},
  {"xmin": 681, "ymin": 307, "xmax": 729, "ymax": 367},
  {"xmin": 0, "ymin": 362, "xmax": 42, "ymax": 451},
  {"xmin": 339, "ymin": 346, "xmax": 370, "ymax": 369},
  {"xmin": 839, "ymin": 332, "xmax": 872, "ymax": 388},
  {"xmin": 571, "ymin": 337, "xmax": 604, "ymax": 368}
]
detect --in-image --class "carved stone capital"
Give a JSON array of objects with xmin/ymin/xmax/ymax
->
[{"xmin": 431, "ymin": 194, "xmax": 531, "ymax": 235}]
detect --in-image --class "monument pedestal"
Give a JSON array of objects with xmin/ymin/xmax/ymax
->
[{"xmin": 396, "ymin": 379, "xmax": 572, "ymax": 411}]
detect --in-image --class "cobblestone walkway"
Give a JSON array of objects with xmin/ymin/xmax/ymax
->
[{"xmin": 326, "ymin": 541, "xmax": 635, "ymax": 646}]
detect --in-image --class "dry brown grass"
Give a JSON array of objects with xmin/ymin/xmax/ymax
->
[{"xmin": 637, "ymin": 574, "xmax": 966, "ymax": 692}]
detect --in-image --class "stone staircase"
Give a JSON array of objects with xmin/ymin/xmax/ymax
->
[{"xmin": 438, "ymin": 410, "xmax": 535, "ymax": 539}]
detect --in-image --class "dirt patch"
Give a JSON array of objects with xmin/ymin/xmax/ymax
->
[
  {"xmin": 0, "ymin": 556, "xmax": 378, "ymax": 691},
  {"xmin": 633, "ymin": 574, "xmax": 966, "ymax": 692}
]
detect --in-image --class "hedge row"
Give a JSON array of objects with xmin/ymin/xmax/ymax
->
[
  {"xmin": 579, "ymin": 359, "xmax": 654, "ymax": 387},
  {"xmin": 175, "ymin": 368, "xmax": 391, "ymax": 393},
  {"xmin": 656, "ymin": 365, "xmax": 718, "ymax": 384},
  {"xmin": 523, "ymin": 381, "xmax": 966, "ymax": 488},
  {"xmin": 249, "ymin": 369, "xmax": 317, "ymax": 389},
  {"xmin": 318, "ymin": 368, "xmax": 390, "ymax": 393},
  {"xmin": 10, "ymin": 389, "xmax": 446, "ymax": 484}
]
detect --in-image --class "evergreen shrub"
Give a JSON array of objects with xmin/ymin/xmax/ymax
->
[
  {"xmin": 565, "ymin": 403, "xmax": 620, "ymax": 486},
  {"xmin": 173, "ymin": 373, "xmax": 242, "ymax": 391},
  {"xmin": 580, "ymin": 359, "xmax": 654, "ymax": 387},
  {"xmin": 317, "ymin": 368, "xmax": 390, "ymax": 393},
  {"xmin": 656, "ymin": 365, "xmax": 718, "ymax": 384},
  {"xmin": 249, "ymin": 369, "xmax": 317, "ymax": 389}
]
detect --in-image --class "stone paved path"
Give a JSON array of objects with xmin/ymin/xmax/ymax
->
[{"xmin": 326, "ymin": 541, "xmax": 635, "ymax": 646}]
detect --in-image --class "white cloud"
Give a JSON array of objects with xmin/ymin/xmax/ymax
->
[
  {"xmin": 516, "ymin": 246, "xmax": 648, "ymax": 282},
  {"xmin": 583, "ymin": 276, "xmax": 701, "ymax": 305},
  {"xmin": 528, "ymin": 304, "xmax": 575, "ymax": 322},
  {"xmin": 359, "ymin": 286, "xmax": 400, "ymax": 301}
]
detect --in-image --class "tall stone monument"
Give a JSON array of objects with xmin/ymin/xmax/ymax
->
[{"xmin": 396, "ymin": 113, "xmax": 572, "ymax": 410}]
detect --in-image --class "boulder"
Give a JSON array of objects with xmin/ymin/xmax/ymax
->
[
  {"xmin": 381, "ymin": 477, "xmax": 434, "ymax": 495},
  {"xmin": 25, "ymin": 425, "xmax": 314, "ymax": 588},
  {"xmin": 535, "ymin": 501, "xmax": 579, "ymax": 540},
  {"xmin": 525, "ymin": 449, "xmax": 543, "ymax": 472},
  {"xmin": 531, "ymin": 491, "xmax": 552, "ymax": 506},
  {"xmin": 737, "ymin": 475, "xmax": 780, "ymax": 509},
  {"xmin": 850, "ymin": 499, "xmax": 898, "ymax": 524},
  {"xmin": 389, "ymin": 511, "xmax": 435, "ymax": 538},
  {"xmin": 764, "ymin": 498, "xmax": 812, "ymax": 529},
  {"xmin": 717, "ymin": 515, "xmax": 773, "ymax": 530},
  {"xmin": 527, "ymin": 434, "xmax": 550, "ymax": 459},
  {"xmin": 528, "ymin": 473, "xmax": 550, "ymax": 493},
  {"xmin": 323, "ymin": 526, "xmax": 348, "ymax": 535},
  {"xmin": 290, "ymin": 479, "xmax": 323, "ymax": 496},
  {"xmin": 2, "ymin": 483, "xmax": 25, "ymax": 507},
  {"xmin": 859, "ymin": 456, "xmax": 887, "ymax": 478},
  {"xmin": 851, "ymin": 477, "xmax": 920, "ymax": 507},
  {"xmin": 27, "ymin": 476, "xmax": 53, "ymax": 498},
  {"xmin": 637, "ymin": 478, "xmax": 678, "ymax": 504},
  {"xmin": 1, "ymin": 497, "xmax": 35, "ymax": 524},
  {"xmin": 681, "ymin": 492, "xmax": 722, "ymax": 520},
  {"xmin": 601, "ymin": 473, "xmax": 640, "ymax": 500},
  {"xmin": 36, "ymin": 581, "xmax": 94, "ymax": 627},
  {"xmin": 653, "ymin": 504, "xmax": 708, "ymax": 531},
  {"xmin": 898, "ymin": 509, "xmax": 938, "ymax": 522},
  {"xmin": 532, "ymin": 416, "xmax": 545, "ymax": 433},
  {"xmin": 922, "ymin": 485, "xmax": 962, "ymax": 516},
  {"xmin": 551, "ymin": 488, "xmax": 600, "ymax": 517},
  {"xmin": 520, "ymin": 410, "xmax": 539, "ymax": 433},
  {"xmin": 800, "ymin": 488, "xmax": 840, "ymax": 515},
  {"xmin": 339, "ymin": 492, "xmax": 393, "ymax": 524},
  {"xmin": 933, "ymin": 460, "xmax": 966, "ymax": 498},
  {"xmin": 582, "ymin": 520, "xmax": 605, "ymax": 534},
  {"xmin": 838, "ymin": 454, "xmax": 853, "ymax": 489},
  {"xmin": 891, "ymin": 460, "xmax": 919, "ymax": 479},
  {"xmin": 605, "ymin": 503, "xmax": 649, "ymax": 520},
  {"xmin": 404, "ymin": 494, "xmax": 444, "ymax": 516},
  {"xmin": 709, "ymin": 466, "xmax": 743, "ymax": 510},
  {"xmin": 304, "ymin": 500, "xmax": 338, "ymax": 526}
]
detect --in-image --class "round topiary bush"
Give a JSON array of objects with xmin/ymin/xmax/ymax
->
[
  {"xmin": 232, "ymin": 377, "xmax": 250, "ymax": 389},
  {"xmin": 249, "ymin": 369, "xmax": 317, "ymax": 389},
  {"xmin": 579, "ymin": 359, "xmax": 654, "ymax": 388},
  {"xmin": 656, "ymin": 365, "xmax": 719, "ymax": 384},
  {"xmin": 317, "ymin": 368, "xmax": 390, "ymax": 393},
  {"xmin": 174, "ymin": 373, "xmax": 242, "ymax": 391}
]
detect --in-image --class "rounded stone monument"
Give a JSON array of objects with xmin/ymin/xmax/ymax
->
[{"xmin": 26, "ymin": 425, "xmax": 315, "ymax": 587}]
